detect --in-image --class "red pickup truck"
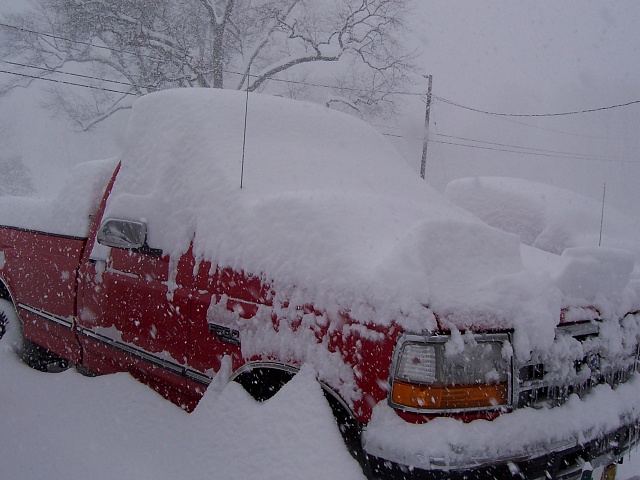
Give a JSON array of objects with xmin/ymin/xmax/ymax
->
[{"xmin": 1, "ymin": 89, "xmax": 639, "ymax": 480}]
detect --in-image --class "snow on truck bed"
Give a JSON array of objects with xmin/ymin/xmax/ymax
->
[
  {"xmin": 2, "ymin": 89, "xmax": 639, "ymax": 346},
  {"xmin": 0, "ymin": 157, "xmax": 118, "ymax": 238}
]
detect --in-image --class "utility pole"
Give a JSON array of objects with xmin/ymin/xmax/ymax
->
[
  {"xmin": 599, "ymin": 183, "xmax": 606, "ymax": 246},
  {"xmin": 420, "ymin": 75, "xmax": 433, "ymax": 180}
]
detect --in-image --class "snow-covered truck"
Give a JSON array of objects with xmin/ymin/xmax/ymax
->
[{"xmin": 1, "ymin": 89, "xmax": 640, "ymax": 480}]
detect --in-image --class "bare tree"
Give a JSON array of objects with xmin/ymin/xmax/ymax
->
[{"xmin": 0, "ymin": 0, "xmax": 415, "ymax": 130}]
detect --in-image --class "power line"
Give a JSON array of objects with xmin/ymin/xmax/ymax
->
[
  {"xmin": 0, "ymin": 22, "xmax": 424, "ymax": 97},
  {"xmin": 0, "ymin": 22, "xmax": 166, "ymax": 62},
  {"xmin": 0, "ymin": 69, "xmax": 134, "ymax": 95},
  {"xmin": 485, "ymin": 114, "xmax": 631, "ymax": 140},
  {"xmin": 432, "ymin": 97, "xmax": 639, "ymax": 142},
  {"xmin": 427, "ymin": 138, "xmax": 639, "ymax": 165},
  {"xmin": 431, "ymin": 132, "xmax": 636, "ymax": 162},
  {"xmin": 375, "ymin": 102, "xmax": 637, "ymax": 164},
  {"xmin": 380, "ymin": 129, "xmax": 639, "ymax": 164},
  {"xmin": 1, "ymin": 59, "xmax": 137, "ymax": 88},
  {"xmin": 433, "ymin": 94, "xmax": 640, "ymax": 117},
  {"xmin": 1, "ymin": 56, "xmax": 420, "ymax": 100}
]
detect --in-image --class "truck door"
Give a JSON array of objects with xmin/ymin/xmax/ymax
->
[{"xmin": 77, "ymin": 218, "xmax": 192, "ymax": 407}]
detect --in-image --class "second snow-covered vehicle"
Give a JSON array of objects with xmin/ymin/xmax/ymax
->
[{"xmin": 1, "ymin": 89, "xmax": 640, "ymax": 479}]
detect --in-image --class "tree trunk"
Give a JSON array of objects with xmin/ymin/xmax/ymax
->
[{"xmin": 212, "ymin": 22, "xmax": 224, "ymax": 88}]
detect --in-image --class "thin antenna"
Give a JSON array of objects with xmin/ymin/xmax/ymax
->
[
  {"xmin": 240, "ymin": 73, "xmax": 250, "ymax": 189},
  {"xmin": 420, "ymin": 74, "xmax": 433, "ymax": 180},
  {"xmin": 599, "ymin": 182, "xmax": 606, "ymax": 246}
]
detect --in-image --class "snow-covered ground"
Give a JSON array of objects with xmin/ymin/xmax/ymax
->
[{"xmin": 0, "ymin": 300, "xmax": 365, "ymax": 480}]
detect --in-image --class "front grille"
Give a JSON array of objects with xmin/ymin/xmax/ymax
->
[{"xmin": 516, "ymin": 315, "xmax": 639, "ymax": 409}]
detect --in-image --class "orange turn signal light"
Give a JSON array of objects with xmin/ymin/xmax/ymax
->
[{"xmin": 391, "ymin": 380, "xmax": 508, "ymax": 410}]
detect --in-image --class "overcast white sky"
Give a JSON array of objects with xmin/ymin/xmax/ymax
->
[
  {"xmin": 404, "ymin": 1, "xmax": 640, "ymax": 220},
  {"xmin": 1, "ymin": 0, "xmax": 639, "ymax": 219}
]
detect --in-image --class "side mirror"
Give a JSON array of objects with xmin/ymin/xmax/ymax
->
[{"xmin": 97, "ymin": 218, "xmax": 147, "ymax": 250}]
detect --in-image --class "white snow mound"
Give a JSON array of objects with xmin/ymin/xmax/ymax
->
[
  {"xmin": 446, "ymin": 176, "xmax": 640, "ymax": 317},
  {"xmin": 0, "ymin": 158, "xmax": 118, "ymax": 237},
  {"xmin": 105, "ymin": 89, "xmax": 563, "ymax": 336},
  {"xmin": 445, "ymin": 176, "xmax": 640, "ymax": 258}
]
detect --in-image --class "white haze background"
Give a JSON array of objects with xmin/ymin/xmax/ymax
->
[
  {"xmin": 1, "ymin": 1, "xmax": 640, "ymax": 479},
  {"xmin": 1, "ymin": 1, "xmax": 639, "ymax": 219}
]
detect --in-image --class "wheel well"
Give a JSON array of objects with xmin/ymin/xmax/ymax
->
[
  {"xmin": 231, "ymin": 364, "xmax": 367, "ymax": 470},
  {"xmin": 233, "ymin": 366, "xmax": 296, "ymax": 402},
  {"xmin": 231, "ymin": 364, "xmax": 358, "ymax": 421}
]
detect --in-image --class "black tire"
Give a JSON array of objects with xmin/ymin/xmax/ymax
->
[
  {"xmin": 0, "ymin": 286, "xmax": 70, "ymax": 372},
  {"xmin": 20, "ymin": 337, "xmax": 70, "ymax": 372},
  {"xmin": 323, "ymin": 390, "xmax": 372, "ymax": 478},
  {"xmin": 75, "ymin": 364, "xmax": 98, "ymax": 377},
  {"xmin": 0, "ymin": 310, "xmax": 7, "ymax": 341}
]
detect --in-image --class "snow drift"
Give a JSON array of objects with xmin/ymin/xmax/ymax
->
[{"xmin": 446, "ymin": 176, "xmax": 640, "ymax": 317}]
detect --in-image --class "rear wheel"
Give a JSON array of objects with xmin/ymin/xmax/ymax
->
[
  {"xmin": 20, "ymin": 337, "xmax": 70, "ymax": 372},
  {"xmin": 0, "ymin": 288, "xmax": 15, "ymax": 344},
  {"xmin": 0, "ymin": 285, "xmax": 69, "ymax": 372},
  {"xmin": 0, "ymin": 309, "xmax": 7, "ymax": 340}
]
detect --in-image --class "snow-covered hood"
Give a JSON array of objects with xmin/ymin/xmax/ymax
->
[
  {"xmin": 446, "ymin": 176, "xmax": 640, "ymax": 318},
  {"xmin": 445, "ymin": 176, "xmax": 640, "ymax": 258}
]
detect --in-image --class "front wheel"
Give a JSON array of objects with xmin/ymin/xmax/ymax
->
[
  {"xmin": 0, "ymin": 310, "xmax": 7, "ymax": 340},
  {"xmin": 323, "ymin": 390, "xmax": 372, "ymax": 477},
  {"xmin": 234, "ymin": 366, "xmax": 372, "ymax": 477}
]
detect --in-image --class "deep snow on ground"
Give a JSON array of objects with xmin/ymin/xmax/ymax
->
[
  {"xmin": 0, "ymin": 301, "xmax": 365, "ymax": 480},
  {"xmin": 1, "ymin": 299, "xmax": 640, "ymax": 479}
]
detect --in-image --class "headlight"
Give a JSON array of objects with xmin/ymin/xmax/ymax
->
[{"xmin": 390, "ymin": 333, "xmax": 511, "ymax": 413}]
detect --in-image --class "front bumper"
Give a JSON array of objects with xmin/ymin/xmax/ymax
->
[
  {"xmin": 362, "ymin": 378, "xmax": 640, "ymax": 479},
  {"xmin": 367, "ymin": 422, "xmax": 639, "ymax": 479}
]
